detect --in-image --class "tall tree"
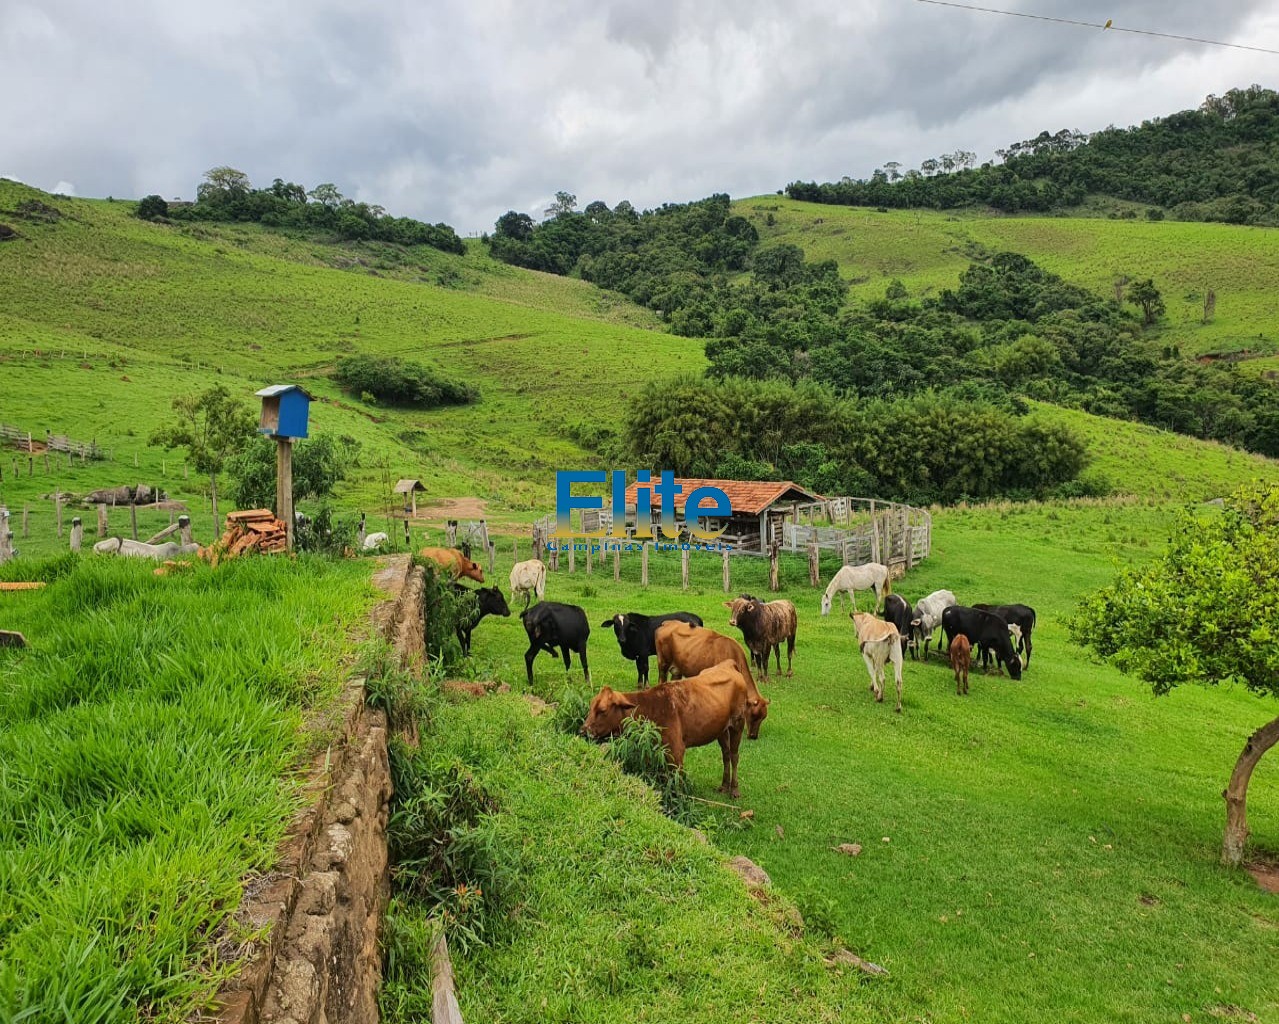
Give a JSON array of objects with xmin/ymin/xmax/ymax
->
[
  {"xmin": 1072, "ymin": 482, "xmax": 1279, "ymax": 866},
  {"xmin": 151, "ymin": 385, "xmax": 257, "ymax": 529},
  {"xmin": 196, "ymin": 166, "xmax": 250, "ymax": 204},
  {"xmin": 544, "ymin": 190, "xmax": 577, "ymax": 219}
]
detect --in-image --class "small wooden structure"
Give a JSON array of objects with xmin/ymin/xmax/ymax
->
[
  {"xmin": 254, "ymin": 385, "xmax": 314, "ymax": 552},
  {"xmin": 615, "ymin": 478, "xmax": 823, "ymax": 553},
  {"xmin": 394, "ymin": 479, "xmax": 426, "ymax": 517}
]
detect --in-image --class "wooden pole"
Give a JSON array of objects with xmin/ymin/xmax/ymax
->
[
  {"xmin": 129, "ymin": 501, "xmax": 137, "ymax": 541},
  {"xmin": 179, "ymin": 515, "xmax": 191, "ymax": 546},
  {"xmin": 97, "ymin": 503, "xmax": 107, "ymax": 537},
  {"xmin": 403, "ymin": 517, "xmax": 411, "ymax": 550},
  {"xmin": 681, "ymin": 546, "xmax": 689, "ymax": 590},
  {"xmin": 0, "ymin": 510, "xmax": 11, "ymax": 564},
  {"xmin": 613, "ymin": 546, "xmax": 620, "ymax": 582},
  {"xmin": 549, "ymin": 540, "xmax": 559, "ymax": 572},
  {"xmin": 809, "ymin": 531, "xmax": 820, "ymax": 587},
  {"xmin": 446, "ymin": 520, "xmax": 457, "ymax": 547},
  {"xmin": 722, "ymin": 548, "xmax": 731, "ymax": 592},
  {"xmin": 641, "ymin": 541, "xmax": 649, "ymax": 587},
  {"xmin": 479, "ymin": 519, "xmax": 489, "ymax": 552},
  {"xmin": 769, "ymin": 541, "xmax": 780, "ymax": 592},
  {"xmin": 70, "ymin": 517, "xmax": 82, "ymax": 552},
  {"xmin": 568, "ymin": 540, "xmax": 575, "ymax": 574},
  {"xmin": 275, "ymin": 437, "xmax": 295, "ymax": 552},
  {"xmin": 55, "ymin": 490, "xmax": 63, "ymax": 537},
  {"xmin": 22, "ymin": 504, "xmax": 28, "ymax": 538},
  {"xmin": 487, "ymin": 540, "xmax": 495, "ymax": 576}
]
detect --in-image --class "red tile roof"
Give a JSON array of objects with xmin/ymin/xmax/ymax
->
[{"xmin": 622, "ymin": 478, "xmax": 821, "ymax": 517}]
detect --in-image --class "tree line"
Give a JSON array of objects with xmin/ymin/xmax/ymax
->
[
  {"xmin": 137, "ymin": 167, "xmax": 466, "ymax": 253},
  {"xmin": 787, "ymin": 86, "xmax": 1279, "ymax": 224}
]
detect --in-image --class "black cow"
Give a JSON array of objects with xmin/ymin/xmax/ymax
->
[
  {"xmin": 940, "ymin": 605, "xmax": 1022, "ymax": 681},
  {"xmin": 600, "ymin": 611, "xmax": 704, "ymax": 687},
  {"xmin": 974, "ymin": 603, "xmax": 1036, "ymax": 669},
  {"xmin": 522, "ymin": 601, "xmax": 590, "ymax": 685},
  {"xmin": 883, "ymin": 594, "xmax": 913, "ymax": 657},
  {"xmin": 448, "ymin": 583, "xmax": 511, "ymax": 656}
]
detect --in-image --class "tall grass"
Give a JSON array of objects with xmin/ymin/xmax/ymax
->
[{"xmin": 0, "ymin": 554, "xmax": 373, "ymax": 1023}]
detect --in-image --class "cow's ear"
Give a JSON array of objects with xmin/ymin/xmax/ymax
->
[
  {"xmin": 613, "ymin": 695, "xmax": 638, "ymax": 710},
  {"xmin": 600, "ymin": 618, "xmax": 614, "ymax": 628},
  {"xmin": 722, "ymin": 601, "xmax": 733, "ymax": 609}
]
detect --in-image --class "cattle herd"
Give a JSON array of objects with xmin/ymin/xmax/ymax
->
[{"xmin": 420, "ymin": 548, "xmax": 1037, "ymax": 799}]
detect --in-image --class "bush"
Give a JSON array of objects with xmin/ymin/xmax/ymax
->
[
  {"xmin": 136, "ymin": 194, "xmax": 169, "ymax": 220},
  {"xmin": 333, "ymin": 355, "xmax": 478, "ymax": 409}
]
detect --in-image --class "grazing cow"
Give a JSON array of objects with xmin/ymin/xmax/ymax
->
[
  {"xmin": 361, "ymin": 531, "xmax": 389, "ymax": 552},
  {"xmin": 448, "ymin": 583, "xmax": 511, "ymax": 656},
  {"xmin": 582, "ymin": 660, "xmax": 749, "ymax": 797},
  {"xmin": 419, "ymin": 546, "xmax": 485, "ymax": 583},
  {"xmin": 821, "ymin": 562, "xmax": 891, "ymax": 616},
  {"xmin": 940, "ymin": 606, "xmax": 1022, "ymax": 680},
  {"xmin": 725, "ymin": 595, "xmax": 797, "ymax": 679},
  {"xmin": 653, "ymin": 621, "xmax": 770, "ymax": 739},
  {"xmin": 973, "ymin": 603, "xmax": 1037, "ymax": 669},
  {"xmin": 520, "ymin": 601, "xmax": 590, "ymax": 685},
  {"xmin": 601, "ymin": 611, "xmax": 703, "ymax": 687},
  {"xmin": 883, "ymin": 594, "xmax": 913, "ymax": 656},
  {"xmin": 851, "ymin": 612, "xmax": 905, "ymax": 713},
  {"xmin": 509, "ymin": 559, "xmax": 547, "ymax": 610},
  {"xmin": 908, "ymin": 589, "xmax": 957, "ymax": 661},
  {"xmin": 950, "ymin": 635, "xmax": 972, "ymax": 696}
]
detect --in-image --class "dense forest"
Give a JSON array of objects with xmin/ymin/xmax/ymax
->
[
  {"xmin": 138, "ymin": 166, "xmax": 466, "ymax": 253},
  {"xmin": 787, "ymin": 86, "xmax": 1279, "ymax": 225}
]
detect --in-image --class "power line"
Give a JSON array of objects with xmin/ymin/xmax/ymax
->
[{"xmin": 912, "ymin": 0, "xmax": 1279, "ymax": 56}]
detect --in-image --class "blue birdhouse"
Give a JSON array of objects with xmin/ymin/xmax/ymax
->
[{"xmin": 255, "ymin": 384, "xmax": 313, "ymax": 439}]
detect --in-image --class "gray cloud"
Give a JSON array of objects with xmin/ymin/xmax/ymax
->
[{"xmin": 2, "ymin": 1, "xmax": 1274, "ymax": 232}]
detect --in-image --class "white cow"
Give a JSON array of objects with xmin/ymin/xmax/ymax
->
[
  {"xmin": 509, "ymin": 559, "xmax": 546, "ymax": 610},
  {"xmin": 908, "ymin": 589, "xmax": 958, "ymax": 661},
  {"xmin": 852, "ymin": 611, "xmax": 904, "ymax": 713},
  {"xmin": 361, "ymin": 531, "xmax": 389, "ymax": 551},
  {"xmin": 821, "ymin": 562, "xmax": 890, "ymax": 615}
]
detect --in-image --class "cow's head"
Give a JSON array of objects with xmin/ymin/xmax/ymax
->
[
  {"xmin": 1006, "ymin": 646, "xmax": 1023, "ymax": 681},
  {"xmin": 724, "ymin": 596, "xmax": 754, "ymax": 627},
  {"xmin": 459, "ymin": 559, "xmax": 485, "ymax": 584},
  {"xmin": 476, "ymin": 586, "xmax": 510, "ymax": 618},
  {"xmin": 746, "ymin": 694, "xmax": 770, "ymax": 740},
  {"xmin": 601, "ymin": 613, "xmax": 627, "ymax": 638},
  {"xmin": 582, "ymin": 686, "xmax": 638, "ymax": 739}
]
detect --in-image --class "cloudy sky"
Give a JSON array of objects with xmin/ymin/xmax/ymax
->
[{"xmin": 3, "ymin": 1, "xmax": 1276, "ymax": 233}]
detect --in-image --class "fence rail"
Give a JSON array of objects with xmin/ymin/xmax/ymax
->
[{"xmin": 0, "ymin": 424, "xmax": 104, "ymax": 460}]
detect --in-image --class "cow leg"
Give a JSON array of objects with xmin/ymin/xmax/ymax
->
[
  {"xmin": 718, "ymin": 732, "xmax": 733, "ymax": 794},
  {"xmin": 560, "ymin": 645, "xmax": 572, "ymax": 674},
  {"xmin": 579, "ymin": 644, "xmax": 590, "ymax": 684},
  {"xmin": 773, "ymin": 643, "xmax": 782, "ymax": 678},
  {"xmin": 1024, "ymin": 633, "xmax": 1032, "ymax": 669},
  {"xmin": 524, "ymin": 646, "xmax": 537, "ymax": 686},
  {"xmin": 637, "ymin": 655, "xmax": 649, "ymax": 688},
  {"xmin": 891, "ymin": 645, "xmax": 903, "ymax": 713},
  {"xmin": 786, "ymin": 636, "xmax": 795, "ymax": 677},
  {"xmin": 962, "ymin": 664, "xmax": 969, "ymax": 695},
  {"xmin": 728, "ymin": 721, "xmax": 744, "ymax": 798}
]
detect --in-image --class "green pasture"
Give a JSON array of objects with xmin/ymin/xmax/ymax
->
[
  {"xmin": 736, "ymin": 196, "xmax": 1279, "ymax": 361},
  {"xmin": 411, "ymin": 501, "xmax": 1279, "ymax": 1024},
  {"xmin": 0, "ymin": 555, "xmax": 375, "ymax": 1023}
]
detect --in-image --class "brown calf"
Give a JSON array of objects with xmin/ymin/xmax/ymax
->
[
  {"xmin": 419, "ymin": 546, "xmax": 485, "ymax": 583},
  {"xmin": 950, "ymin": 634, "xmax": 972, "ymax": 696}
]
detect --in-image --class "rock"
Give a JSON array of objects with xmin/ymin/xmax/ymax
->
[
  {"xmin": 728, "ymin": 855, "xmax": 771, "ymax": 889},
  {"xmin": 443, "ymin": 681, "xmax": 487, "ymax": 698},
  {"xmin": 834, "ymin": 843, "xmax": 863, "ymax": 857}
]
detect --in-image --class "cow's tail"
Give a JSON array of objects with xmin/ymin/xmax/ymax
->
[
  {"xmin": 882, "ymin": 570, "xmax": 892, "ymax": 598},
  {"xmin": 536, "ymin": 567, "xmax": 546, "ymax": 601}
]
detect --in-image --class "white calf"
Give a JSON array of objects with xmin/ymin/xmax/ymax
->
[
  {"xmin": 509, "ymin": 559, "xmax": 547, "ymax": 610},
  {"xmin": 851, "ymin": 612, "xmax": 904, "ymax": 713}
]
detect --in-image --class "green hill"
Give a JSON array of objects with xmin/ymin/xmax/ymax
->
[{"xmin": 1, "ymin": 178, "xmax": 1275, "ymax": 555}]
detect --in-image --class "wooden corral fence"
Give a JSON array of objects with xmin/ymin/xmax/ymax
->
[
  {"xmin": 0, "ymin": 424, "xmax": 104, "ymax": 460},
  {"xmin": 530, "ymin": 495, "xmax": 931, "ymax": 592}
]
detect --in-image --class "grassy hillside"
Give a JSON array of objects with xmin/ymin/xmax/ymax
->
[
  {"xmin": 736, "ymin": 197, "xmax": 1279, "ymax": 361},
  {"xmin": 0, "ymin": 180, "xmax": 695, "ymax": 518}
]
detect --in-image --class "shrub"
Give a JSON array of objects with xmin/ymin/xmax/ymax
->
[
  {"xmin": 606, "ymin": 717, "xmax": 694, "ymax": 823},
  {"xmin": 136, "ymin": 194, "xmax": 169, "ymax": 220},
  {"xmin": 333, "ymin": 355, "xmax": 478, "ymax": 409}
]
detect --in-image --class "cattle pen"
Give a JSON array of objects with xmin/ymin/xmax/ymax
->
[{"xmin": 528, "ymin": 492, "xmax": 931, "ymax": 592}]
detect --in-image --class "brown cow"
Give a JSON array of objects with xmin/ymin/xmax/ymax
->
[
  {"xmin": 418, "ymin": 546, "xmax": 485, "ymax": 583},
  {"xmin": 582, "ymin": 660, "xmax": 749, "ymax": 797},
  {"xmin": 653, "ymin": 621, "xmax": 770, "ymax": 739},
  {"xmin": 950, "ymin": 634, "xmax": 971, "ymax": 696}
]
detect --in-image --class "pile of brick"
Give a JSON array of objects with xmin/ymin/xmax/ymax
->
[{"xmin": 200, "ymin": 509, "xmax": 288, "ymax": 565}]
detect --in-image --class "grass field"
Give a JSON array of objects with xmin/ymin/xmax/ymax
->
[
  {"xmin": 0, "ymin": 555, "xmax": 375, "ymax": 1023},
  {"xmin": 736, "ymin": 197, "xmax": 1279, "ymax": 361},
  {"xmin": 407, "ymin": 502, "xmax": 1279, "ymax": 1024}
]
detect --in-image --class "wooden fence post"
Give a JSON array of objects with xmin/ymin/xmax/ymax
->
[
  {"xmin": 0, "ymin": 510, "xmax": 11, "ymax": 564},
  {"xmin": 641, "ymin": 542, "xmax": 649, "ymax": 587},
  {"xmin": 869, "ymin": 500, "xmax": 880, "ymax": 564},
  {"xmin": 809, "ymin": 532, "xmax": 820, "ymax": 587},
  {"xmin": 905, "ymin": 524, "xmax": 915, "ymax": 570},
  {"xmin": 534, "ymin": 526, "xmax": 544, "ymax": 563},
  {"xmin": 613, "ymin": 545, "xmax": 620, "ymax": 582},
  {"xmin": 722, "ymin": 549, "xmax": 731, "ymax": 592},
  {"xmin": 487, "ymin": 541, "xmax": 496, "ymax": 577},
  {"xmin": 479, "ymin": 519, "xmax": 489, "ymax": 553},
  {"xmin": 769, "ymin": 542, "xmax": 780, "ymax": 592},
  {"xmin": 97, "ymin": 503, "xmax": 107, "ymax": 537},
  {"xmin": 130, "ymin": 501, "xmax": 138, "ymax": 541},
  {"xmin": 403, "ymin": 518, "xmax": 411, "ymax": 550},
  {"xmin": 446, "ymin": 520, "xmax": 457, "ymax": 547},
  {"xmin": 179, "ymin": 515, "xmax": 191, "ymax": 546},
  {"xmin": 585, "ymin": 539, "xmax": 593, "ymax": 575},
  {"xmin": 22, "ymin": 504, "xmax": 29, "ymax": 538},
  {"xmin": 70, "ymin": 517, "xmax": 82, "ymax": 552},
  {"xmin": 568, "ymin": 541, "xmax": 575, "ymax": 574},
  {"xmin": 681, "ymin": 546, "xmax": 689, "ymax": 590},
  {"xmin": 54, "ymin": 491, "xmax": 63, "ymax": 537},
  {"xmin": 549, "ymin": 540, "xmax": 559, "ymax": 572}
]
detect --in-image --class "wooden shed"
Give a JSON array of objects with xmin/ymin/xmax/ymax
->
[
  {"xmin": 620, "ymin": 477, "xmax": 822, "ymax": 553},
  {"xmin": 255, "ymin": 384, "xmax": 314, "ymax": 439},
  {"xmin": 394, "ymin": 478, "xmax": 426, "ymax": 516}
]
